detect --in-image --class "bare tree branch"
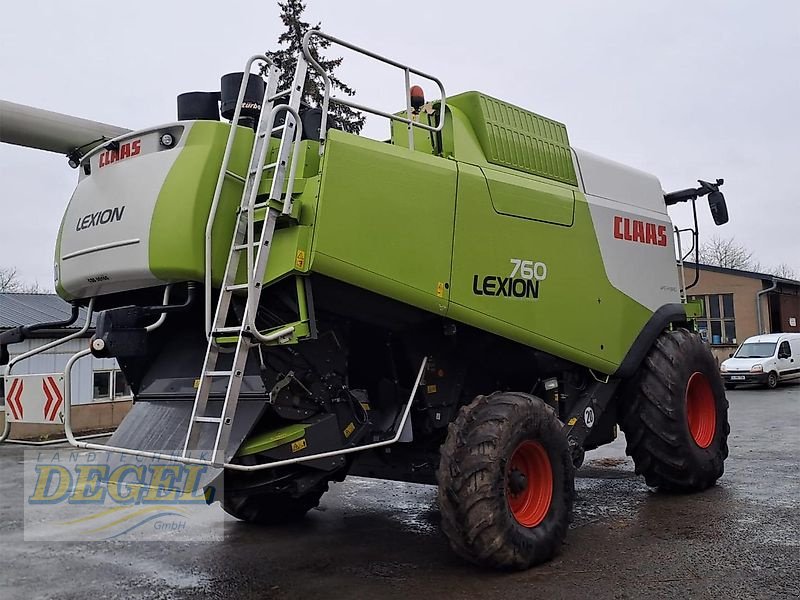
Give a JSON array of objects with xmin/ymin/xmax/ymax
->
[
  {"xmin": 0, "ymin": 267, "xmax": 43, "ymax": 293},
  {"xmin": 769, "ymin": 263, "xmax": 797, "ymax": 280},
  {"xmin": 698, "ymin": 236, "xmax": 755, "ymax": 270}
]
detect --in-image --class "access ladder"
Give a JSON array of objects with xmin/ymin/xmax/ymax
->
[{"xmin": 183, "ymin": 54, "xmax": 310, "ymax": 467}]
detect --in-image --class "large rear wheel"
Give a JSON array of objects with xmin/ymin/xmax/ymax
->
[
  {"xmin": 620, "ymin": 328, "xmax": 729, "ymax": 492},
  {"xmin": 437, "ymin": 392, "xmax": 574, "ymax": 570}
]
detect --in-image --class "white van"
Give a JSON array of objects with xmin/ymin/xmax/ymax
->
[{"xmin": 720, "ymin": 333, "xmax": 800, "ymax": 389}]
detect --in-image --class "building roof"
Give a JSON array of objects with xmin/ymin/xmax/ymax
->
[
  {"xmin": 684, "ymin": 262, "xmax": 800, "ymax": 287},
  {"xmin": 0, "ymin": 293, "xmax": 92, "ymax": 329},
  {"xmin": 741, "ymin": 333, "xmax": 800, "ymax": 343}
]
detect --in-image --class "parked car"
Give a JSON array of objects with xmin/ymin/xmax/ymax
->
[{"xmin": 720, "ymin": 333, "xmax": 800, "ymax": 389}]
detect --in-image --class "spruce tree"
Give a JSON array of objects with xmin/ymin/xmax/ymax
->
[{"xmin": 266, "ymin": 0, "xmax": 365, "ymax": 134}]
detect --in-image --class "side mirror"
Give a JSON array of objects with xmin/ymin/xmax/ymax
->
[
  {"xmin": 728, "ymin": 353, "xmax": 734, "ymax": 358},
  {"xmin": 708, "ymin": 190, "xmax": 729, "ymax": 225}
]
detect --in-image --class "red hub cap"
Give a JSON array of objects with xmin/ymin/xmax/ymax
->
[
  {"xmin": 686, "ymin": 372, "xmax": 717, "ymax": 448},
  {"xmin": 506, "ymin": 441, "xmax": 553, "ymax": 527}
]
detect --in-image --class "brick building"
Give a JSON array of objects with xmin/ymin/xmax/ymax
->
[{"xmin": 681, "ymin": 263, "xmax": 800, "ymax": 362}]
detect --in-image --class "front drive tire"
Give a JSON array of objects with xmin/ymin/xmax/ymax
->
[
  {"xmin": 437, "ymin": 392, "xmax": 574, "ymax": 570},
  {"xmin": 620, "ymin": 328, "xmax": 729, "ymax": 492}
]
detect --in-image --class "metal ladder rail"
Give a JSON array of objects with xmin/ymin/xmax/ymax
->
[
  {"xmin": 210, "ymin": 75, "xmax": 284, "ymax": 345},
  {"xmin": 184, "ymin": 61, "xmax": 308, "ymax": 465},
  {"xmin": 197, "ymin": 104, "xmax": 304, "ymax": 465},
  {"xmin": 207, "ymin": 68, "xmax": 305, "ymax": 349},
  {"xmin": 203, "ymin": 54, "xmax": 277, "ymax": 339},
  {"xmin": 185, "ymin": 64, "xmax": 286, "ymax": 464},
  {"xmin": 199, "ymin": 72, "xmax": 309, "ymax": 462},
  {"xmin": 229, "ymin": 52, "xmax": 310, "ymax": 344},
  {"xmin": 243, "ymin": 107, "xmax": 305, "ymax": 344},
  {"xmin": 300, "ymin": 30, "xmax": 447, "ymax": 153}
]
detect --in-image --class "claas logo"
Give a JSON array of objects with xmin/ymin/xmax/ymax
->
[
  {"xmin": 99, "ymin": 139, "xmax": 141, "ymax": 168},
  {"xmin": 613, "ymin": 216, "xmax": 668, "ymax": 247}
]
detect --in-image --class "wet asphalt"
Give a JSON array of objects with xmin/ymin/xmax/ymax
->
[{"xmin": 0, "ymin": 384, "xmax": 798, "ymax": 600}]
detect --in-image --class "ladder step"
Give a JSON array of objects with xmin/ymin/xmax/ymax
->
[
  {"xmin": 213, "ymin": 326, "xmax": 241, "ymax": 334},
  {"xmin": 215, "ymin": 335, "xmax": 240, "ymax": 345},
  {"xmin": 269, "ymin": 90, "xmax": 290, "ymax": 101},
  {"xmin": 233, "ymin": 242, "xmax": 260, "ymax": 251},
  {"xmin": 225, "ymin": 283, "xmax": 249, "ymax": 291},
  {"xmin": 258, "ymin": 124, "xmax": 287, "ymax": 139},
  {"xmin": 194, "ymin": 416, "xmax": 222, "ymax": 424},
  {"xmin": 224, "ymin": 170, "xmax": 245, "ymax": 183},
  {"xmin": 249, "ymin": 162, "xmax": 277, "ymax": 176},
  {"xmin": 205, "ymin": 370, "xmax": 233, "ymax": 377}
]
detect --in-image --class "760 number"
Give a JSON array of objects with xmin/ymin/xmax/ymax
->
[{"xmin": 509, "ymin": 259, "xmax": 547, "ymax": 281}]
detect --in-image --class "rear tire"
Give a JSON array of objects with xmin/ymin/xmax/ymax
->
[
  {"xmin": 437, "ymin": 392, "xmax": 574, "ymax": 570},
  {"xmin": 620, "ymin": 328, "xmax": 729, "ymax": 492},
  {"xmin": 766, "ymin": 371, "xmax": 779, "ymax": 389},
  {"xmin": 221, "ymin": 481, "xmax": 329, "ymax": 525}
]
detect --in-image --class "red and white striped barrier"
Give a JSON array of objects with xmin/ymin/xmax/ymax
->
[{"xmin": 3, "ymin": 374, "xmax": 65, "ymax": 424}]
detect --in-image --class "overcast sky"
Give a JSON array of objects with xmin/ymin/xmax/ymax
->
[{"xmin": 1, "ymin": 0, "xmax": 798, "ymax": 289}]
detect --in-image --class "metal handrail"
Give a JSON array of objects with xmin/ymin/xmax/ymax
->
[
  {"xmin": 301, "ymin": 30, "xmax": 447, "ymax": 152},
  {"xmin": 145, "ymin": 285, "xmax": 172, "ymax": 332},
  {"xmin": 7, "ymin": 298, "xmax": 95, "ymax": 373},
  {"xmin": 242, "ymin": 104, "xmax": 305, "ymax": 342},
  {"xmin": 0, "ymin": 298, "xmax": 95, "ymax": 443},
  {"xmin": 204, "ymin": 54, "xmax": 276, "ymax": 339},
  {"xmin": 60, "ymin": 352, "xmax": 427, "ymax": 472},
  {"xmin": 675, "ymin": 226, "xmax": 687, "ymax": 303}
]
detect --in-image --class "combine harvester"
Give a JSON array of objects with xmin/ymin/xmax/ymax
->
[{"xmin": 1, "ymin": 32, "xmax": 730, "ymax": 569}]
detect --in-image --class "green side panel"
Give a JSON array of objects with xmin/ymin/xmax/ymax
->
[
  {"xmin": 310, "ymin": 129, "xmax": 457, "ymax": 315},
  {"xmin": 684, "ymin": 298, "xmax": 703, "ymax": 319},
  {"xmin": 447, "ymin": 91, "xmax": 578, "ymax": 186},
  {"xmin": 257, "ymin": 140, "xmax": 322, "ymax": 196},
  {"xmin": 149, "ymin": 122, "xmax": 253, "ymax": 283},
  {"xmin": 440, "ymin": 105, "xmax": 486, "ymax": 164},
  {"xmin": 448, "ymin": 163, "xmax": 651, "ymax": 373},
  {"xmin": 237, "ymin": 424, "xmax": 308, "ymax": 457},
  {"xmin": 233, "ymin": 225, "xmax": 313, "ymax": 286},
  {"xmin": 484, "ymin": 167, "xmax": 575, "ymax": 226},
  {"xmin": 389, "ymin": 110, "xmax": 438, "ymax": 155}
]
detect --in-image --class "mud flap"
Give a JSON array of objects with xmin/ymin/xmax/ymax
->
[{"xmin": 107, "ymin": 399, "xmax": 267, "ymax": 488}]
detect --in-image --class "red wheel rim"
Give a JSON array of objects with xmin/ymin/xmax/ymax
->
[
  {"xmin": 506, "ymin": 441, "xmax": 553, "ymax": 527},
  {"xmin": 686, "ymin": 372, "xmax": 717, "ymax": 448}
]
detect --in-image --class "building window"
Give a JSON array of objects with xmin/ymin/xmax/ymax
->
[
  {"xmin": 93, "ymin": 370, "xmax": 132, "ymax": 402},
  {"xmin": 114, "ymin": 371, "xmax": 132, "ymax": 398},
  {"xmin": 93, "ymin": 372, "xmax": 111, "ymax": 401},
  {"xmin": 690, "ymin": 293, "xmax": 737, "ymax": 345}
]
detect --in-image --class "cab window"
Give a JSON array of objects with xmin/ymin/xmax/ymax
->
[{"xmin": 778, "ymin": 341, "xmax": 792, "ymax": 359}]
